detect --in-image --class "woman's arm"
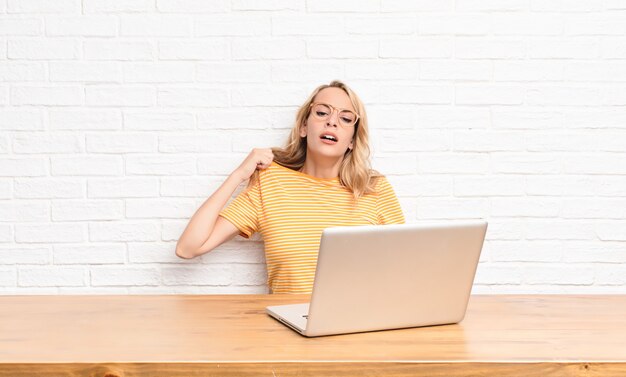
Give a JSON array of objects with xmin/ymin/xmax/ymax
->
[{"xmin": 175, "ymin": 148, "xmax": 274, "ymax": 259}]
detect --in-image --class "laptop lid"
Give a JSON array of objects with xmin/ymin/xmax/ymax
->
[{"xmin": 302, "ymin": 220, "xmax": 488, "ymax": 337}]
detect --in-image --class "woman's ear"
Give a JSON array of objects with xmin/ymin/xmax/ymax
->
[{"xmin": 300, "ymin": 122, "xmax": 307, "ymax": 138}]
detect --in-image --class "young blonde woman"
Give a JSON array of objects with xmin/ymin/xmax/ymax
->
[{"xmin": 176, "ymin": 80, "xmax": 405, "ymax": 294}]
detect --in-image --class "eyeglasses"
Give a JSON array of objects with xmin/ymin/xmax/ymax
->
[{"xmin": 309, "ymin": 102, "xmax": 359, "ymax": 128}]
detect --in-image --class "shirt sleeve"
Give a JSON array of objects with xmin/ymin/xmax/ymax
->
[
  {"xmin": 219, "ymin": 179, "xmax": 261, "ymax": 239},
  {"xmin": 375, "ymin": 176, "xmax": 405, "ymax": 225}
]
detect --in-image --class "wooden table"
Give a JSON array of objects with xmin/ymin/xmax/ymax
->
[{"xmin": 0, "ymin": 295, "xmax": 625, "ymax": 376}]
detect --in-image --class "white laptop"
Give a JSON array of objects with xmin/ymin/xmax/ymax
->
[{"xmin": 266, "ymin": 220, "xmax": 488, "ymax": 337}]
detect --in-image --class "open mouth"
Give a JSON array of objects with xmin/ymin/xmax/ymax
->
[{"xmin": 320, "ymin": 134, "xmax": 338, "ymax": 144}]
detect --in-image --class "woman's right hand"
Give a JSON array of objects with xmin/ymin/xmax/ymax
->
[{"xmin": 232, "ymin": 148, "xmax": 274, "ymax": 183}]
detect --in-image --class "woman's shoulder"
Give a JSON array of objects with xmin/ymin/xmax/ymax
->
[{"xmin": 370, "ymin": 171, "xmax": 390, "ymax": 188}]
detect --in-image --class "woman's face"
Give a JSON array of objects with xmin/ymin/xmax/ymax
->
[{"xmin": 300, "ymin": 87, "xmax": 357, "ymax": 160}]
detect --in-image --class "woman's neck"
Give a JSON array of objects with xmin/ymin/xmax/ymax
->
[{"xmin": 299, "ymin": 156, "xmax": 342, "ymax": 179}]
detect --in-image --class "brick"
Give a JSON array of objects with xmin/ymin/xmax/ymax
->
[
  {"xmin": 233, "ymin": 264, "xmax": 267, "ymax": 285},
  {"xmin": 595, "ymin": 221, "xmax": 626, "ymax": 241},
  {"xmin": 125, "ymin": 155, "xmax": 196, "ymax": 175},
  {"xmin": 50, "ymin": 156, "xmax": 123, "ymax": 176},
  {"xmin": 272, "ymin": 62, "xmax": 344, "ymax": 82},
  {"xmin": 83, "ymin": 0, "xmax": 156, "ymax": 13},
  {"xmin": 456, "ymin": 0, "xmax": 526, "ymax": 11},
  {"xmin": 158, "ymin": 133, "xmax": 231, "ymax": 153},
  {"xmin": 420, "ymin": 60, "xmax": 490, "ymax": 81},
  {"xmin": 493, "ymin": 61, "xmax": 564, "ymax": 81},
  {"xmin": 160, "ymin": 176, "xmax": 224, "ymax": 197},
  {"xmin": 86, "ymin": 86, "xmax": 155, "ymax": 107},
  {"xmin": 12, "ymin": 132, "xmax": 82, "ymax": 154},
  {"xmin": 488, "ymin": 241, "xmax": 562, "ymax": 262},
  {"xmin": 197, "ymin": 108, "xmax": 273, "ymax": 130},
  {"xmin": 564, "ymin": 13, "xmax": 626, "ymax": 36},
  {"xmin": 386, "ymin": 175, "xmax": 452, "ymax": 197},
  {"xmin": 456, "ymin": 85, "xmax": 524, "ymax": 105},
  {"xmin": 89, "ymin": 221, "xmax": 160, "ymax": 242},
  {"xmin": 453, "ymin": 130, "xmax": 525, "ymax": 152},
  {"xmin": 231, "ymin": 85, "xmax": 307, "ymax": 106},
  {"xmin": 8, "ymin": 39, "xmax": 79, "ymax": 60},
  {"xmin": 378, "ymin": 85, "xmax": 452, "ymax": 105},
  {"xmin": 380, "ymin": 38, "xmax": 452, "ymax": 58},
  {"xmin": 595, "ymin": 264, "xmax": 626, "ymax": 285},
  {"xmin": 455, "ymin": 38, "xmax": 525, "ymax": 59},
  {"xmin": 162, "ymin": 265, "xmax": 231, "ymax": 285},
  {"xmin": 492, "ymin": 13, "xmax": 563, "ymax": 35},
  {"xmin": 232, "ymin": 0, "xmax": 302, "ymax": 11},
  {"xmin": 529, "ymin": 37, "xmax": 599, "ymax": 59},
  {"xmin": 0, "ymin": 62, "xmax": 46, "ymax": 81},
  {"xmin": 418, "ymin": 13, "xmax": 489, "ymax": 35},
  {"xmin": 523, "ymin": 264, "xmax": 594, "ymax": 285},
  {"xmin": 51, "ymin": 199, "xmax": 124, "ymax": 221},
  {"xmin": 0, "ymin": 18, "xmax": 40, "ymax": 36},
  {"xmin": 232, "ymin": 38, "xmax": 305, "ymax": 60},
  {"xmin": 120, "ymin": 15, "xmax": 191, "ymax": 37},
  {"xmin": 491, "ymin": 153, "xmax": 561, "ymax": 174},
  {"xmin": 7, "ymin": 0, "xmax": 79, "ymax": 13},
  {"xmin": 15, "ymin": 223, "xmax": 86, "ymax": 243},
  {"xmin": 0, "ymin": 269, "xmax": 17, "ymax": 286},
  {"xmin": 563, "ymin": 241, "xmax": 626, "ymax": 263},
  {"xmin": 49, "ymin": 109, "xmax": 122, "ymax": 130},
  {"xmin": 416, "ymin": 197, "xmax": 490, "ymax": 219},
  {"xmin": 454, "ymin": 176, "xmax": 524, "ymax": 197},
  {"xmin": 125, "ymin": 199, "xmax": 197, "ymax": 219},
  {"xmin": 88, "ymin": 177, "xmax": 159, "ymax": 198},
  {"xmin": 563, "ymin": 153, "xmax": 626, "ymax": 175},
  {"xmin": 381, "ymin": 0, "xmax": 452, "ymax": 12},
  {"xmin": 419, "ymin": 153, "xmax": 489, "ymax": 174},
  {"xmin": 491, "ymin": 197, "xmax": 561, "ymax": 217},
  {"xmin": 128, "ymin": 241, "xmax": 190, "ymax": 264},
  {"xmin": 416, "ymin": 106, "xmax": 490, "ymax": 129},
  {"xmin": 86, "ymin": 133, "xmax": 156, "ymax": 153},
  {"xmin": 0, "ymin": 201, "xmax": 49, "ymax": 222},
  {"xmin": 525, "ymin": 220, "xmax": 596, "ymax": 240},
  {"xmin": 45, "ymin": 16, "xmax": 117, "ymax": 37},
  {"xmin": 347, "ymin": 16, "xmax": 415, "ymax": 35},
  {"xmin": 123, "ymin": 62, "xmax": 195, "ymax": 83},
  {"xmin": 124, "ymin": 111, "xmax": 194, "ymax": 131},
  {"xmin": 157, "ymin": 87, "xmax": 228, "ymax": 107},
  {"xmin": 91, "ymin": 267, "xmax": 160, "ymax": 286},
  {"xmin": 156, "ymin": 0, "xmax": 228, "ymax": 13},
  {"xmin": 492, "ymin": 107, "xmax": 561, "ymax": 130},
  {"xmin": 380, "ymin": 130, "xmax": 450, "ymax": 152},
  {"xmin": 53, "ymin": 244, "xmax": 126, "ymax": 264},
  {"xmin": 159, "ymin": 40, "xmax": 228, "ymax": 61},
  {"xmin": 272, "ymin": 15, "xmax": 343, "ymax": 36},
  {"xmin": 49, "ymin": 61, "xmax": 121, "ymax": 82},
  {"xmin": 0, "ymin": 110, "xmax": 43, "ymax": 130},
  {"xmin": 11, "ymin": 85, "xmax": 83, "ymax": 105},
  {"xmin": 474, "ymin": 263, "xmax": 522, "ymax": 285},
  {"xmin": 0, "ymin": 158, "xmax": 47, "ymax": 177},
  {"xmin": 19, "ymin": 267, "xmax": 85, "ymax": 287},
  {"xmin": 83, "ymin": 39, "xmax": 154, "ymax": 61},
  {"xmin": 0, "ymin": 247, "xmax": 50, "ymax": 265},
  {"xmin": 195, "ymin": 15, "xmax": 270, "ymax": 37}
]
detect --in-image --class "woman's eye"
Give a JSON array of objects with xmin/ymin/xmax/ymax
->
[
  {"xmin": 341, "ymin": 117, "xmax": 353, "ymax": 123},
  {"xmin": 316, "ymin": 111, "xmax": 328, "ymax": 116}
]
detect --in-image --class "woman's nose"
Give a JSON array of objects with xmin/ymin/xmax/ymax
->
[{"xmin": 325, "ymin": 111, "xmax": 339, "ymax": 127}]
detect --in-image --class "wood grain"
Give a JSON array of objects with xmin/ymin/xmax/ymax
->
[{"xmin": 0, "ymin": 294, "xmax": 625, "ymax": 376}]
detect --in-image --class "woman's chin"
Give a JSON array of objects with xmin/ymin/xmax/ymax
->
[{"xmin": 308, "ymin": 145, "xmax": 348, "ymax": 160}]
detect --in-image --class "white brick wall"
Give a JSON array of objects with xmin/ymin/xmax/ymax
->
[{"xmin": 1, "ymin": 1, "xmax": 625, "ymax": 294}]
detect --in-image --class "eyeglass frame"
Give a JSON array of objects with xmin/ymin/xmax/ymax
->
[{"xmin": 308, "ymin": 102, "xmax": 360, "ymax": 128}]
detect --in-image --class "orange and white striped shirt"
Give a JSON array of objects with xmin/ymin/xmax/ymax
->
[{"xmin": 219, "ymin": 161, "xmax": 405, "ymax": 294}]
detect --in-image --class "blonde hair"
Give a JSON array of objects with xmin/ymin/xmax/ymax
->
[{"xmin": 250, "ymin": 80, "xmax": 381, "ymax": 199}]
